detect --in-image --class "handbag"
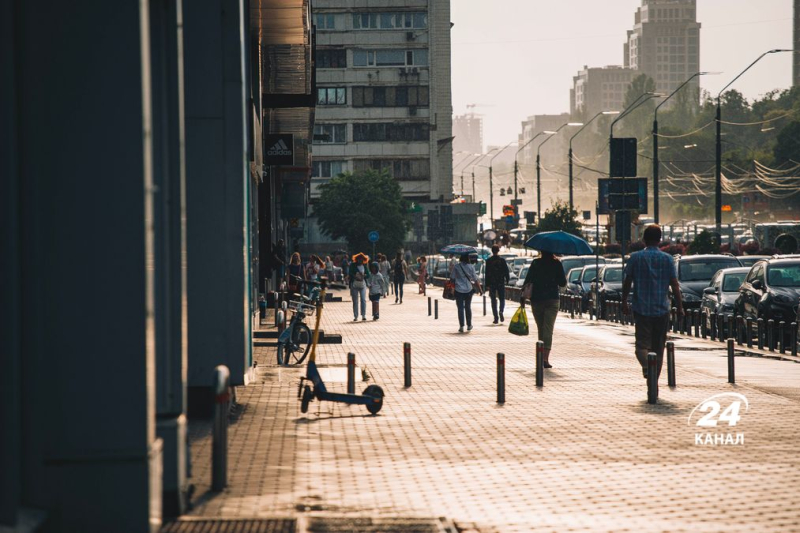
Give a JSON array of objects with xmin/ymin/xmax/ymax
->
[
  {"xmin": 352, "ymin": 270, "xmax": 366, "ymax": 290},
  {"xmin": 442, "ymin": 280, "xmax": 456, "ymax": 300},
  {"xmin": 508, "ymin": 307, "xmax": 529, "ymax": 336}
]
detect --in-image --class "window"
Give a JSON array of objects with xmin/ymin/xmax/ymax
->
[
  {"xmin": 313, "ymin": 13, "xmax": 337, "ymax": 30},
  {"xmin": 352, "ymin": 49, "xmax": 428, "ymax": 67},
  {"xmin": 312, "ymin": 160, "xmax": 345, "ymax": 178},
  {"xmin": 353, "ymin": 159, "xmax": 430, "ymax": 180},
  {"xmin": 317, "ymin": 49, "xmax": 346, "ymax": 68},
  {"xmin": 353, "ymin": 12, "xmax": 427, "ymax": 30},
  {"xmin": 351, "ymin": 86, "xmax": 429, "ymax": 107},
  {"xmin": 313, "ymin": 124, "xmax": 346, "ymax": 144},
  {"xmin": 317, "ymin": 87, "xmax": 346, "ymax": 105},
  {"xmin": 352, "ymin": 123, "xmax": 429, "ymax": 142}
]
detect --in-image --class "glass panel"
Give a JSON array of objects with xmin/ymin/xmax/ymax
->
[
  {"xmin": 396, "ymin": 87, "xmax": 408, "ymax": 106},
  {"xmin": 414, "ymin": 49, "xmax": 428, "ymax": 65},
  {"xmin": 414, "ymin": 13, "xmax": 427, "ymax": 28},
  {"xmin": 352, "ymin": 50, "xmax": 367, "ymax": 66},
  {"xmin": 373, "ymin": 88, "xmax": 386, "ymax": 106},
  {"xmin": 768, "ymin": 265, "xmax": 800, "ymax": 287},
  {"xmin": 317, "ymin": 88, "xmax": 327, "ymax": 105},
  {"xmin": 418, "ymin": 87, "xmax": 429, "ymax": 105},
  {"xmin": 336, "ymin": 88, "xmax": 345, "ymax": 104},
  {"xmin": 722, "ymin": 273, "xmax": 747, "ymax": 292},
  {"xmin": 381, "ymin": 13, "xmax": 394, "ymax": 28},
  {"xmin": 327, "ymin": 15, "xmax": 335, "ymax": 29},
  {"xmin": 376, "ymin": 50, "xmax": 405, "ymax": 66},
  {"xmin": 352, "ymin": 14, "xmax": 360, "ymax": 29}
]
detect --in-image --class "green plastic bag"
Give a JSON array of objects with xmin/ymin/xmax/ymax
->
[{"xmin": 508, "ymin": 307, "xmax": 529, "ymax": 336}]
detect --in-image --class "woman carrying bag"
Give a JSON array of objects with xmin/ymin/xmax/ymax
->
[
  {"xmin": 450, "ymin": 254, "xmax": 482, "ymax": 333},
  {"xmin": 520, "ymin": 251, "xmax": 567, "ymax": 368}
]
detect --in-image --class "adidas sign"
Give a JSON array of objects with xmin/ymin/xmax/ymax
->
[{"xmin": 267, "ymin": 138, "xmax": 292, "ymax": 156}]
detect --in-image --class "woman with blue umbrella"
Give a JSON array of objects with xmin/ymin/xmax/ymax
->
[{"xmin": 520, "ymin": 231, "xmax": 590, "ymax": 367}]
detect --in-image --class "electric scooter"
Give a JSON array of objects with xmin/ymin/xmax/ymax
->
[{"xmin": 298, "ymin": 278, "xmax": 384, "ymax": 415}]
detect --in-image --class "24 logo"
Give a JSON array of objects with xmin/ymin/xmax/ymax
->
[{"xmin": 688, "ymin": 393, "xmax": 749, "ymax": 427}]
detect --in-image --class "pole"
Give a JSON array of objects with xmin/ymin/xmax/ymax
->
[
  {"xmin": 497, "ymin": 353, "xmax": 505, "ymax": 404},
  {"xmin": 647, "ymin": 352, "xmax": 658, "ymax": 404},
  {"xmin": 715, "ymin": 101, "xmax": 722, "ymax": 238},
  {"xmin": 434, "ymin": 299, "xmax": 438, "ymax": 320},
  {"xmin": 212, "ymin": 365, "xmax": 230, "ymax": 492},
  {"xmin": 428, "ymin": 296, "xmax": 432, "ymax": 316},
  {"xmin": 536, "ymin": 153, "xmax": 541, "ymax": 219},
  {"xmin": 472, "ymin": 170, "xmax": 476, "ymax": 204},
  {"xmin": 666, "ymin": 341, "xmax": 676, "ymax": 388},
  {"xmin": 489, "ymin": 165, "xmax": 494, "ymax": 227},
  {"xmin": 403, "ymin": 343, "xmax": 412, "ymax": 388},
  {"xmin": 727, "ymin": 338, "xmax": 735, "ymax": 384},
  {"xmin": 535, "ymin": 341, "xmax": 544, "ymax": 387},
  {"xmin": 595, "ymin": 202, "xmax": 599, "ymax": 320},
  {"xmin": 513, "ymin": 159, "xmax": 519, "ymax": 219},
  {"xmin": 347, "ymin": 352, "xmax": 356, "ymax": 394},
  {"xmin": 653, "ymin": 117, "xmax": 659, "ymax": 223},
  {"xmin": 568, "ymin": 147, "xmax": 574, "ymax": 211}
]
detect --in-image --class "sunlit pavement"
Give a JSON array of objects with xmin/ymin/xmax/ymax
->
[{"xmin": 185, "ymin": 285, "xmax": 800, "ymax": 532}]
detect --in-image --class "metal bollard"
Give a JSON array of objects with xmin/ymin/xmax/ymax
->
[
  {"xmin": 403, "ymin": 343, "xmax": 412, "ymax": 388},
  {"xmin": 791, "ymin": 322, "xmax": 798, "ymax": 357},
  {"xmin": 483, "ymin": 294, "xmax": 487, "ymax": 316},
  {"xmin": 727, "ymin": 338, "xmax": 735, "ymax": 384},
  {"xmin": 274, "ymin": 293, "xmax": 280, "ymax": 327},
  {"xmin": 710, "ymin": 312, "xmax": 717, "ymax": 341},
  {"xmin": 779, "ymin": 321, "xmax": 786, "ymax": 354},
  {"xmin": 667, "ymin": 341, "xmax": 676, "ymax": 388},
  {"xmin": 746, "ymin": 317, "xmax": 753, "ymax": 349},
  {"xmin": 535, "ymin": 341, "xmax": 544, "ymax": 387},
  {"xmin": 347, "ymin": 352, "xmax": 356, "ymax": 394},
  {"xmin": 428, "ymin": 296, "xmax": 432, "ymax": 316},
  {"xmin": 727, "ymin": 315, "xmax": 734, "ymax": 344},
  {"xmin": 570, "ymin": 297, "xmax": 575, "ymax": 319},
  {"xmin": 701, "ymin": 311, "xmax": 708, "ymax": 339},
  {"xmin": 434, "ymin": 299, "xmax": 438, "ymax": 320},
  {"xmin": 694, "ymin": 310, "xmax": 700, "ymax": 338},
  {"xmin": 718, "ymin": 313, "xmax": 726, "ymax": 343},
  {"xmin": 212, "ymin": 365, "xmax": 230, "ymax": 492},
  {"xmin": 647, "ymin": 352, "xmax": 658, "ymax": 404},
  {"xmin": 757, "ymin": 318, "xmax": 764, "ymax": 350},
  {"xmin": 736, "ymin": 316, "xmax": 744, "ymax": 346},
  {"xmin": 497, "ymin": 353, "xmax": 505, "ymax": 404},
  {"xmin": 768, "ymin": 319, "xmax": 775, "ymax": 351}
]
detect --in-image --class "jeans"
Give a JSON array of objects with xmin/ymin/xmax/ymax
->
[
  {"xmin": 394, "ymin": 274, "xmax": 405, "ymax": 300},
  {"xmin": 489, "ymin": 284, "xmax": 506, "ymax": 319},
  {"xmin": 455, "ymin": 290, "xmax": 474, "ymax": 328},
  {"xmin": 531, "ymin": 299, "xmax": 560, "ymax": 350},
  {"xmin": 351, "ymin": 286, "xmax": 367, "ymax": 318},
  {"xmin": 633, "ymin": 313, "xmax": 670, "ymax": 377}
]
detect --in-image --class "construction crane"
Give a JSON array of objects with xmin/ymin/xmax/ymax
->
[{"xmin": 465, "ymin": 103, "xmax": 494, "ymax": 116}]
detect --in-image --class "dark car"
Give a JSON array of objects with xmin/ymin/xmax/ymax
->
[
  {"xmin": 575, "ymin": 264, "xmax": 600, "ymax": 311},
  {"xmin": 589, "ymin": 264, "xmax": 628, "ymax": 317},
  {"xmin": 737, "ymin": 255, "xmax": 771, "ymax": 268},
  {"xmin": 700, "ymin": 267, "xmax": 750, "ymax": 329},
  {"xmin": 560, "ymin": 256, "xmax": 606, "ymax": 277},
  {"xmin": 672, "ymin": 254, "xmax": 742, "ymax": 308},
  {"xmin": 735, "ymin": 258, "xmax": 800, "ymax": 323},
  {"xmin": 563, "ymin": 267, "xmax": 583, "ymax": 296}
]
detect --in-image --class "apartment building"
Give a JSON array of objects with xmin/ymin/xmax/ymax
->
[
  {"xmin": 571, "ymin": 65, "xmax": 636, "ymax": 118},
  {"xmin": 453, "ymin": 113, "xmax": 484, "ymax": 155}
]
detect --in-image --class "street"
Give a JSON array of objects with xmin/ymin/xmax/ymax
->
[{"xmin": 183, "ymin": 286, "xmax": 800, "ymax": 532}]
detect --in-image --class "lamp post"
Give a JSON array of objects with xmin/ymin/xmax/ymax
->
[
  {"xmin": 489, "ymin": 141, "xmax": 517, "ymax": 224},
  {"xmin": 569, "ymin": 111, "xmax": 619, "ymax": 212},
  {"xmin": 715, "ymin": 49, "xmax": 791, "ymax": 237},
  {"xmin": 653, "ymin": 72, "xmax": 718, "ymax": 223},
  {"xmin": 471, "ymin": 148, "xmax": 499, "ymax": 213},
  {"xmin": 459, "ymin": 153, "xmax": 484, "ymax": 199},
  {"xmin": 515, "ymin": 131, "xmax": 554, "ymax": 223},
  {"xmin": 537, "ymin": 122, "xmax": 583, "ymax": 217}
]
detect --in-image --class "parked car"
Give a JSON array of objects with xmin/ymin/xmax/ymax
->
[
  {"xmin": 735, "ymin": 257, "xmax": 800, "ymax": 324},
  {"xmin": 672, "ymin": 254, "xmax": 742, "ymax": 309},
  {"xmin": 515, "ymin": 266, "xmax": 531, "ymax": 289},
  {"xmin": 559, "ymin": 256, "xmax": 606, "ymax": 277},
  {"xmin": 737, "ymin": 255, "xmax": 771, "ymax": 268},
  {"xmin": 589, "ymin": 265, "xmax": 628, "ymax": 317},
  {"xmin": 562, "ymin": 267, "xmax": 583, "ymax": 295},
  {"xmin": 576, "ymin": 264, "xmax": 600, "ymax": 311},
  {"xmin": 512, "ymin": 256, "xmax": 533, "ymax": 276},
  {"xmin": 700, "ymin": 267, "xmax": 750, "ymax": 329}
]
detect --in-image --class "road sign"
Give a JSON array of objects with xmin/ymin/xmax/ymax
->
[
  {"xmin": 722, "ymin": 205, "xmax": 732, "ymax": 212},
  {"xmin": 368, "ymin": 231, "xmax": 379, "ymax": 243},
  {"xmin": 598, "ymin": 177, "xmax": 648, "ymax": 214},
  {"xmin": 610, "ymin": 137, "xmax": 637, "ymax": 178}
]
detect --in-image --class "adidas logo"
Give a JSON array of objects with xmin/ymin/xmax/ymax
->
[{"xmin": 267, "ymin": 139, "xmax": 292, "ymax": 156}]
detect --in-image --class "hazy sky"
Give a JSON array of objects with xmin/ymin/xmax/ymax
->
[{"xmin": 452, "ymin": 0, "xmax": 794, "ymax": 148}]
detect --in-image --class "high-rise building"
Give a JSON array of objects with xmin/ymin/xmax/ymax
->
[
  {"xmin": 309, "ymin": 1, "xmax": 452, "ymax": 203},
  {"xmin": 571, "ymin": 65, "xmax": 636, "ymax": 119},
  {"xmin": 453, "ymin": 113, "xmax": 483, "ymax": 155},
  {"xmin": 625, "ymin": 0, "xmax": 701, "ymax": 98}
]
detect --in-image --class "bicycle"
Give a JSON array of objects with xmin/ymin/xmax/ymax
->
[{"xmin": 277, "ymin": 277, "xmax": 322, "ymax": 366}]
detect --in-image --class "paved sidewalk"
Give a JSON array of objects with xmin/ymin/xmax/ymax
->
[{"xmin": 185, "ymin": 285, "xmax": 800, "ymax": 532}]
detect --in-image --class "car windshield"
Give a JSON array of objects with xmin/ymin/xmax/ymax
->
[
  {"xmin": 603, "ymin": 268, "xmax": 623, "ymax": 282},
  {"xmin": 768, "ymin": 264, "xmax": 800, "ymax": 287},
  {"xmin": 679, "ymin": 259, "xmax": 740, "ymax": 282},
  {"xmin": 568, "ymin": 270, "xmax": 581, "ymax": 283},
  {"xmin": 581, "ymin": 267, "xmax": 597, "ymax": 283},
  {"xmin": 722, "ymin": 273, "xmax": 747, "ymax": 292}
]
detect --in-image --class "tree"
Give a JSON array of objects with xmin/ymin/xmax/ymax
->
[
  {"xmin": 687, "ymin": 229, "xmax": 719, "ymax": 255},
  {"xmin": 624, "ymin": 74, "xmax": 657, "ymax": 110},
  {"xmin": 314, "ymin": 169, "xmax": 410, "ymax": 256},
  {"xmin": 773, "ymin": 121, "xmax": 800, "ymax": 165},
  {"xmin": 530, "ymin": 201, "xmax": 582, "ymax": 237}
]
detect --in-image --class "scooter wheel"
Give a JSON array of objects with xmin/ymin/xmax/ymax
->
[
  {"xmin": 300, "ymin": 385, "xmax": 313, "ymax": 414},
  {"xmin": 363, "ymin": 384, "xmax": 384, "ymax": 415}
]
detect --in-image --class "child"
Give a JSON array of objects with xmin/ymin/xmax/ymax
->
[{"xmin": 368, "ymin": 262, "xmax": 385, "ymax": 320}]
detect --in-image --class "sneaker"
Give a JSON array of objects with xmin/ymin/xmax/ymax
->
[
  {"xmin": 395, "ymin": 298, "xmax": 399, "ymax": 303},
  {"xmin": 362, "ymin": 316, "xmax": 367, "ymax": 321},
  {"xmin": 500, "ymin": 312, "xmax": 505, "ymax": 323},
  {"xmin": 458, "ymin": 327, "xmax": 464, "ymax": 333},
  {"xmin": 543, "ymin": 362, "xmax": 553, "ymax": 369},
  {"xmin": 467, "ymin": 325, "xmax": 473, "ymax": 331},
  {"xmin": 642, "ymin": 367, "xmax": 648, "ymax": 379},
  {"xmin": 400, "ymin": 299, "xmax": 403, "ymax": 304},
  {"xmin": 493, "ymin": 317, "xmax": 498, "ymax": 324},
  {"xmin": 354, "ymin": 318, "xmax": 358, "ymax": 322}
]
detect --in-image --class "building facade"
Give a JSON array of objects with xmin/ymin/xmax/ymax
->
[
  {"xmin": 625, "ymin": 0, "xmax": 701, "ymax": 98},
  {"xmin": 571, "ymin": 65, "xmax": 636, "ymax": 119},
  {"xmin": 453, "ymin": 113, "xmax": 484, "ymax": 155}
]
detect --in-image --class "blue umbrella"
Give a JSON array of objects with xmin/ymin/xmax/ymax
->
[
  {"xmin": 524, "ymin": 231, "xmax": 593, "ymax": 256},
  {"xmin": 441, "ymin": 244, "xmax": 478, "ymax": 255}
]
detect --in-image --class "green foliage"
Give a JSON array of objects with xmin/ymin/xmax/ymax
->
[
  {"xmin": 687, "ymin": 230, "xmax": 720, "ymax": 255},
  {"xmin": 773, "ymin": 121, "xmax": 800, "ymax": 164},
  {"xmin": 315, "ymin": 170, "xmax": 410, "ymax": 255},
  {"xmin": 530, "ymin": 201, "xmax": 582, "ymax": 237},
  {"xmin": 624, "ymin": 74, "xmax": 657, "ymax": 110}
]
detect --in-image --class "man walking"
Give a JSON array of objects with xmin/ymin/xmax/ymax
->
[
  {"xmin": 485, "ymin": 245, "xmax": 510, "ymax": 324},
  {"xmin": 622, "ymin": 225, "xmax": 683, "ymax": 382}
]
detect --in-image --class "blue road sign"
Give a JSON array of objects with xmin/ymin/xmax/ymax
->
[{"xmin": 368, "ymin": 230, "xmax": 380, "ymax": 243}]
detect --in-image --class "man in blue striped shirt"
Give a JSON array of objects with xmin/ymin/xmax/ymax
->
[{"xmin": 622, "ymin": 225, "xmax": 684, "ymax": 380}]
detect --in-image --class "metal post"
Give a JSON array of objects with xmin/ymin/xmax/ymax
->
[
  {"xmin": 746, "ymin": 317, "xmax": 753, "ymax": 348},
  {"xmin": 791, "ymin": 322, "xmax": 798, "ymax": 357},
  {"xmin": 757, "ymin": 318, "xmax": 764, "ymax": 350},
  {"xmin": 647, "ymin": 352, "xmax": 658, "ymax": 404},
  {"xmin": 428, "ymin": 296, "xmax": 431, "ymax": 316},
  {"xmin": 347, "ymin": 352, "xmax": 356, "ymax": 394},
  {"xmin": 483, "ymin": 294, "xmax": 487, "ymax": 316},
  {"xmin": 666, "ymin": 341, "xmax": 676, "ymax": 388},
  {"xmin": 536, "ymin": 341, "xmax": 544, "ymax": 387},
  {"xmin": 212, "ymin": 365, "xmax": 230, "ymax": 492},
  {"xmin": 768, "ymin": 319, "xmax": 775, "ymax": 351},
  {"xmin": 727, "ymin": 338, "xmax": 735, "ymax": 384},
  {"xmin": 718, "ymin": 313, "xmax": 725, "ymax": 343},
  {"xmin": 710, "ymin": 312, "xmax": 717, "ymax": 341},
  {"xmin": 434, "ymin": 299, "xmax": 438, "ymax": 320},
  {"xmin": 779, "ymin": 321, "xmax": 786, "ymax": 354},
  {"xmin": 570, "ymin": 296, "xmax": 575, "ymax": 319},
  {"xmin": 736, "ymin": 315, "xmax": 743, "ymax": 346},
  {"xmin": 694, "ymin": 310, "xmax": 700, "ymax": 337},
  {"xmin": 727, "ymin": 315, "xmax": 734, "ymax": 344},
  {"xmin": 497, "ymin": 353, "xmax": 505, "ymax": 404},
  {"xmin": 403, "ymin": 343, "xmax": 412, "ymax": 388}
]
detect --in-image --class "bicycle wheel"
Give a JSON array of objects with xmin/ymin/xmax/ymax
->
[{"xmin": 285, "ymin": 323, "xmax": 312, "ymax": 365}]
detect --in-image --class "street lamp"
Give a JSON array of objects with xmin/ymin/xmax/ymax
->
[
  {"xmin": 514, "ymin": 131, "xmax": 555, "ymax": 223},
  {"xmin": 471, "ymin": 148, "xmax": 500, "ymax": 209},
  {"xmin": 459, "ymin": 153, "xmax": 483, "ymax": 198},
  {"xmin": 715, "ymin": 49, "xmax": 792, "ymax": 236},
  {"xmin": 569, "ymin": 111, "xmax": 619, "ymax": 211},
  {"xmin": 653, "ymin": 72, "xmax": 719, "ymax": 223},
  {"xmin": 537, "ymin": 122, "xmax": 582, "ymax": 217},
  {"xmin": 489, "ymin": 141, "xmax": 518, "ymax": 224}
]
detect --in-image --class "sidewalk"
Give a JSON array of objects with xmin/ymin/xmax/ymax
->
[{"xmin": 182, "ymin": 285, "xmax": 800, "ymax": 532}]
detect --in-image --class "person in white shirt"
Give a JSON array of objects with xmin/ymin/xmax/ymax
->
[
  {"xmin": 368, "ymin": 262, "xmax": 385, "ymax": 320},
  {"xmin": 449, "ymin": 254, "xmax": 483, "ymax": 332}
]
